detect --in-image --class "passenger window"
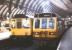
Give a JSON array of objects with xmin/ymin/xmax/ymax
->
[
  {"xmin": 35, "ymin": 19, "xmax": 40, "ymax": 28},
  {"xmin": 42, "ymin": 18, "xmax": 47, "ymax": 29}
]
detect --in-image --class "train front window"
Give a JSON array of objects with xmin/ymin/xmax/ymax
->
[
  {"xmin": 22, "ymin": 19, "xmax": 30, "ymax": 28},
  {"xmin": 48, "ymin": 18, "xmax": 54, "ymax": 29},
  {"xmin": 35, "ymin": 19, "xmax": 40, "ymax": 28},
  {"xmin": 17, "ymin": 21, "xmax": 21, "ymax": 28},
  {"xmin": 41, "ymin": 18, "xmax": 47, "ymax": 29},
  {"xmin": 16, "ymin": 19, "xmax": 21, "ymax": 28}
]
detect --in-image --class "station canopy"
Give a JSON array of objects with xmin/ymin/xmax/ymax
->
[{"xmin": 0, "ymin": 0, "xmax": 72, "ymax": 18}]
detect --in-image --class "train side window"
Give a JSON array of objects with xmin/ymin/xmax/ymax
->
[
  {"xmin": 41, "ymin": 18, "xmax": 47, "ymax": 29},
  {"xmin": 35, "ymin": 19, "xmax": 40, "ymax": 28}
]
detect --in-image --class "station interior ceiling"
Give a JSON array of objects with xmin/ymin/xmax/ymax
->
[{"xmin": 0, "ymin": 0, "xmax": 72, "ymax": 18}]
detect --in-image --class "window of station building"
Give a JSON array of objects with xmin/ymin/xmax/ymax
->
[
  {"xmin": 41, "ymin": 18, "xmax": 47, "ymax": 29},
  {"xmin": 35, "ymin": 19, "xmax": 40, "ymax": 28},
  {"xmin": 48, "ymin": 18, "xmax": 54, "ymax": 29},
  {"xmin": 22, "ymin": 19, "xmax": 30, "ymax": 28}
]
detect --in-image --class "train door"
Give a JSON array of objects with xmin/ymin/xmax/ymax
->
[{"xmin": 48, "ymin": 18, "xmax": 54, "ymax": 29}]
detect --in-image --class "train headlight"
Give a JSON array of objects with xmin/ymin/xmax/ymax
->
[
  {"xmin": 49, "ymin": 32, "xmax": 55, "ymax": 35},
  {"xmin": 51, "ymin": 33, "xmax": 54, "ymax": 35},
  {"xmin": 36, "ymin": 32, "xmax": 39, "ymax": 35},
  {"xmin": 33, "ymin": 32, "xmax": 40, "ymax": 35}
]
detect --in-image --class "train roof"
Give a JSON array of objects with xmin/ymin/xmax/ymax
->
[
  {"xmin": 34, "ymin": 13, "xmax": 57, "ymax": 17},
  {"xmin": 12, "ymin": 14, "xmax": 28, "ymax": 18}
]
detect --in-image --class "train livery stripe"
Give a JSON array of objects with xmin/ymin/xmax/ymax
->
[{"xmin": 56, "ymin": 42, "xmax": 61, "ymax": 50}]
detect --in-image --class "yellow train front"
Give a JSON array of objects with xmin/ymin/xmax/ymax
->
[
  {"xmin": 32, "ymin": 13, "xmax": 58, "ymax": 39},
  {"xmin": 9, "ymin": 14, "xmax": 32, "ymax": 39}
]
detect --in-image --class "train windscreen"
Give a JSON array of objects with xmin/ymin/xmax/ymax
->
[
  {"xmin": 34, "ymin": 18, "xmax": 54, "ymax": 29},
  {"xmin": 48, "ymin": 19, "xmax": 54, "ymax": 29},
  {"xmin": 17, "ymin": 19, "xmax": 22, "ymax": 28},
  {"xmin": 35, "ymin": 19, "xmax": 40, "ymax": 28},
  {"xmin": 17, "ymin": 22, "xmax": 21, "ymax": 28},
  {"xmin": 22, "ymin": 19, "xmax": 30, "ymax": 28},
  {"xmin": 42, "ymin": 18, "xmax": 47, "ymax": 29}
]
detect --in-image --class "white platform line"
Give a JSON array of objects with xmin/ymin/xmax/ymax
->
[{"xmin": 57, "ymin": 42, "xmax": 61, "ymax": 50}]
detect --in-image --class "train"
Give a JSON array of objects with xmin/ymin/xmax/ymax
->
[
  {"xmin": 0, "ymin": 13, "xmax": 69, "ymax": 40},
  {"xmin": 7, "ymin": 13, "xmax": 69, "ymax": 39}
]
